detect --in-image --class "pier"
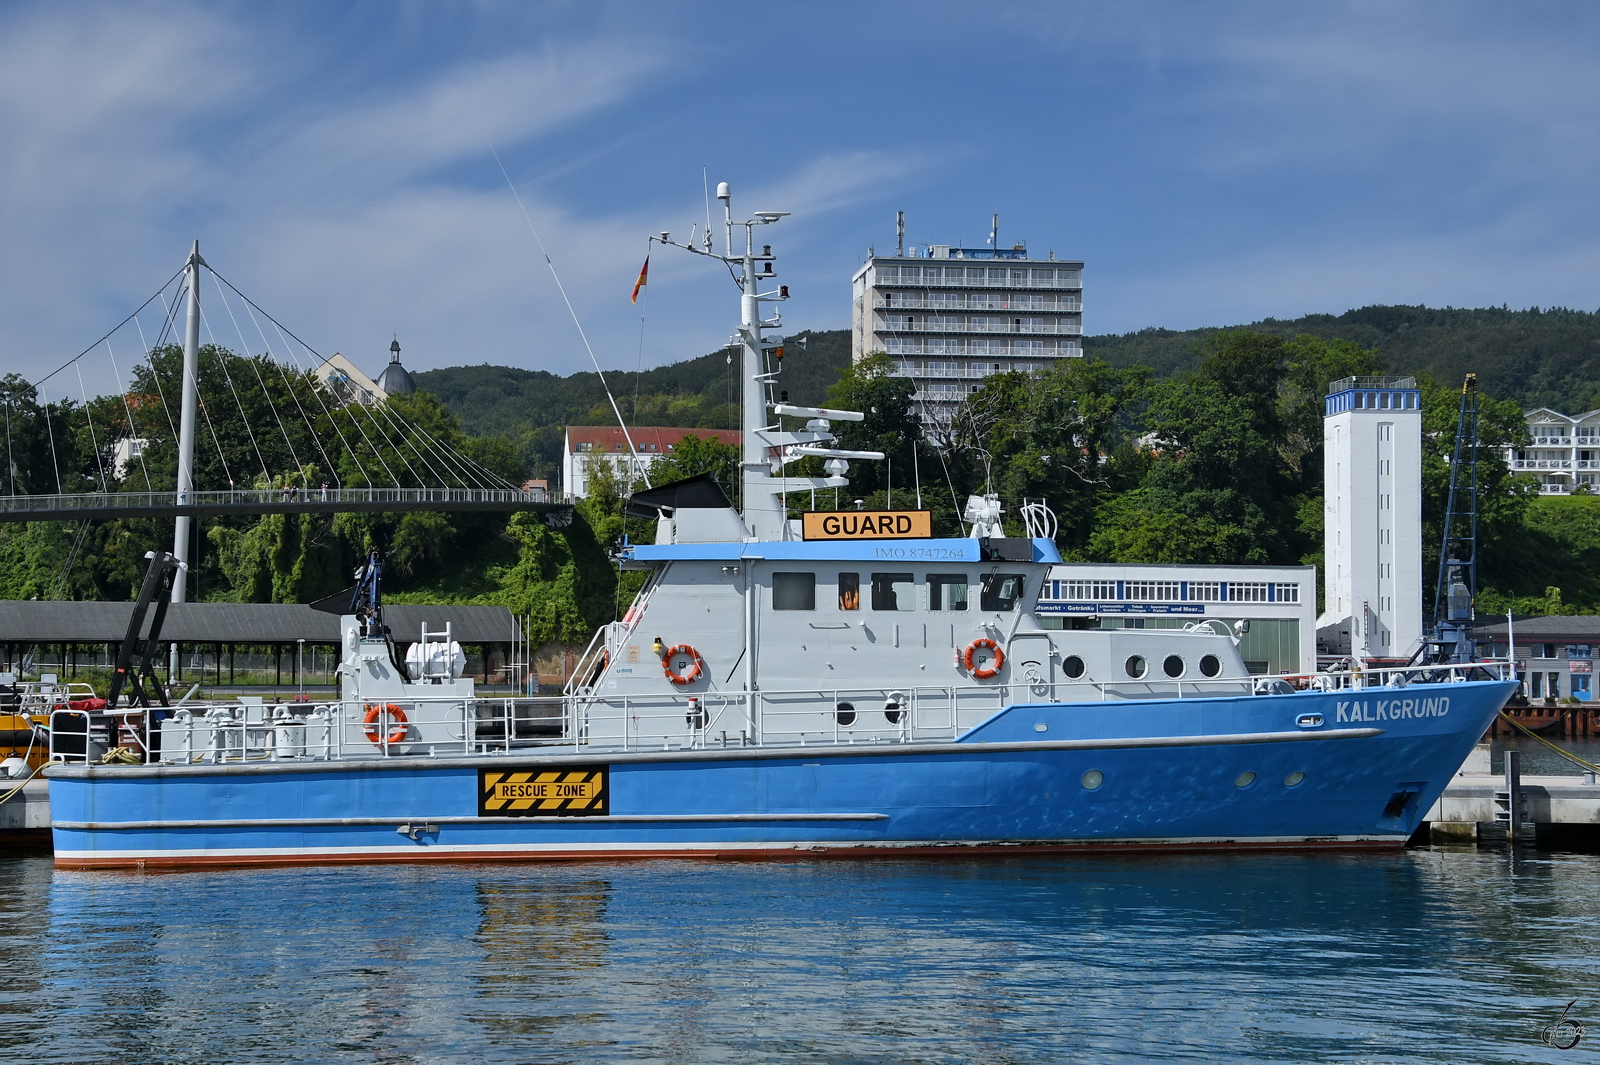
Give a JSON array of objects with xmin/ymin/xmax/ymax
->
[
  {"xmin": 1425, "ymin": 743, "xmax": 1600, "ymax": 845},
  {"xmin": 0, "ymin": 778, "xmax": 49, "ymax": 848}
]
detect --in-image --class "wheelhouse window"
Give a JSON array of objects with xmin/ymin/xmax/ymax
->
[
  {"xmin": 838, "ymin": 572, "xmax": 860, "ymax": 611},
  {"xmin": 980, "ymin": 573, "xmax": 1026, "ymax": 612},
  {"xmin": 772, "ymin": 572, "xmax": 816, "ymax": 611},
  {"xmin": 928, "ymin": 574, "xmax": 969, "ymax": 611},
  {"xmin": 870, "ymin": 572, "xmax": 916, "ymax": 611}
]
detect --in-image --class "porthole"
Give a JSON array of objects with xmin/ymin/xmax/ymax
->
[
  {"xmin": 884, "ymin": 700, "xmax": 903, "ymax": 725},
  {"xmin": 1163, "ymin": 654, "xmax": 1184, "ymax": 678},
  {"xmin": 1284, "ymin": 771, "xmax": 1306, "ymax": 788},
  {"xmin": 1199, "ymin": 654, "xmax": 1222, "ymax": 678},
  {"xmin": 836, "ymin": 702, "xmax": 857, "ymax": 727},
  {"xmin": 1081, "ymin": 769, "xmax": 1104, "ymax": 791},
  {"xmin": 1125, "ymin": 655, "xmax": 1147, "ymax": 679},
  {"xmin": 1063, "ymin": 655, "xmax": 1085, "ymax": 679},
  {"xmin": 1234, "ymin": 771, "xmax": 1257, "ymax": 789}
]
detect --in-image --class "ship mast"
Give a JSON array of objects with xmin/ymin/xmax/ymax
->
[{"xmin": 655, "ymin": 182, "xmax": 882, "ymax": 539}]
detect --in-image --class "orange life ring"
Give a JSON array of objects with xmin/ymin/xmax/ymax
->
[
  {"xmin": 662, "ymin": 644, "xmax": 705, "ymax": 686},
  {"xmin": 964, "ymin": 638, "xmax": 1005, "ymax": 680},
  {"xmin": 362, "ymin": 703, "xmax": 408, "ymax": 745}
]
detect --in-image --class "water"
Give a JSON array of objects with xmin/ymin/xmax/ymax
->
[
  {"xmin": 3, "ymin": 849, "xmax": 1599, "ymax": 1064},
  {"xmin": 1495, "ymin": 736, "xmax": 1600, "ymax": 775}
]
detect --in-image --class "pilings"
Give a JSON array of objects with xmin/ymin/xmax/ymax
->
[{"xmin": 1486, "ymin": 704, "xmax": 1598, "ymax": 741}]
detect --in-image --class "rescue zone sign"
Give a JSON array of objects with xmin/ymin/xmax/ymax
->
[{"xmin": 479, "ymin": 767, "xmax": 609, "ymax": 816}]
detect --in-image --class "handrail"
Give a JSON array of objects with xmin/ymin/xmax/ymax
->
[
  {"xmin": 116, "ymin": 658, "xmax": 1512, "ymax": 767},
  {"xmin": 0, "ymin": 487, "xmax": 571, "ymax": 521}
]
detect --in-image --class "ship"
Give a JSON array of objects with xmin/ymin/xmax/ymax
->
[{"xmin": 44, "ymin": 185, "xmax": 1517, "ymax": 868}]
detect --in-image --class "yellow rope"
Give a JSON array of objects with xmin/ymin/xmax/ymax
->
[
  {"xmin": 1498, "ymin": 711, "xmax": 1600, "ymax": 774},
  {"xmin": 0, "ymin": 760, "xmax": 45, "ymax": 806}
]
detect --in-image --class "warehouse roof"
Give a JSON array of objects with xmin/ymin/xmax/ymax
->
[
  {"xmin": 1475, "ymin": 616, "xmax": 1600, "ymax": 639},
  {"xmin": 0, "ymin": 601, "xmax": 517, "ymax": 644}
]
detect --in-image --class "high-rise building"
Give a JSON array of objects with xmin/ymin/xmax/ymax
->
[
  {"xmin": 1317, "ymin": 376, "xmax": 1424, "ymax": 659},
  {"xmin": 850, "ymin": 223, "xmax": 1083, "ymax": 421}
]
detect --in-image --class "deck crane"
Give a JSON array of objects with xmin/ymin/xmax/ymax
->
[{"xmin": 1424, "ymin": 373, "xmax": 1481, "ymax": 664}]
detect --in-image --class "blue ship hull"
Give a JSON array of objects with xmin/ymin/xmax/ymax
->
[{"xmin": 47, "ymin": 681, "xmax": 1514, "ymax": 868}]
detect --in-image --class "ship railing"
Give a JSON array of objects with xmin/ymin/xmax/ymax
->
[
  {"xmin": 1292, "ymin": 659, "xmax": 1511, "ymax": 692},
  {"xmin": 137, "ymin": 659, "xmax": 1515, "ymax": 764},
  {"xmin": 48, "ymin": 706, "xmax": 153, "ymax": 764},
  {"xmin": 564, "ymin": 622, "xmax": 632, "ymax": 700},
  {"xmin": 152, "ymin": 696, "xmax": 568, "ymax": 764}
]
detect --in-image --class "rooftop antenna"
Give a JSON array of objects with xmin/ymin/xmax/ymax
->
[
  {"xmin": 702, "ymin": 167, "xmax": 714, "ymax": 252},
  {"xmin": 896, "ymin": 211, "xmax": 904, "ymax": 257},
  {"xmin": 989, "ymin": 213, "xmax": 999, "ymax": 250}
]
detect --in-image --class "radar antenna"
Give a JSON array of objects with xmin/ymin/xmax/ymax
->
[{"xmin": 650, "ymin": 184, "xmax": 884, "ymax": 538}]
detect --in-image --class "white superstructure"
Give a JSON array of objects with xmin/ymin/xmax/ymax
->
[
  {"xmin": 1037, "ymin": 563, "xmax": 1317, "ymax": 675},
  {"xmin": 1317, "ymin": 376, "xmax": 1423, "ymax": 659}
]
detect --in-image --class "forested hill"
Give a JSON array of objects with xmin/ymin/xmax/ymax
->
[
  {"xmin": 416, "ymin": 304, "xmax": 1600, "ymax": 482},
  {"xmin": 414, "ymin": 328, "xmax": 850, "ymax": 481},
  {"xmin": 1087, "ymin": 305, "xmax": 1600, "ymax": 411}
]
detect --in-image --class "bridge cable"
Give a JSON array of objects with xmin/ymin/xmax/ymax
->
[
  {"xmin": 3, "ymin": 393, "xmax": 13, "ymax": 495},
  {"xmin": 196, "ymin": 304, "xmax": 271, "ymax": 483},
  {"xmin": 205, "ymin": 265, "xmax": 434, "ymax": 490},
  {"xmin": 261, "ymin": 316, "xmax": 367, "ymax": 488},
  {"xmin": 233, "ymin": 290, "xmax": 342, "ymax": 489},
  {"xmin": 169, "ymin": 285, "xmax": 239, "ymax": 490},
  {"xmin": 72, "ymin": 363, "xmax": 109, "ymax": 492},
  {"xmin": 197, "ymin": 386, "xmax": 235, "ymax": 491},
  {"xmin": 31, "ymin": 264, "xmax": 186, "ymax": 389},
  {"xmin": 211, "ymin": 275, "xmax": 306, "ymax": 484},
  {"xmin": 133, "ymin": 283, "xmax": 183, "ymax": 441},
  {"xmin": 50, "ymin": 520, "xmax": 91, "ymax": 600},
  {"xmin": 38, "ymin": 387, "xmax": 62, "ymax": 494},
  {"xmin": 364, "ymin": 398, "xmax": 508, "ymax": 490},
  {"xmin": 142, "ymin": 278, "xmax": 238, "ymax": 492},
  {"xmin": 371, "ymin": 405, "xmax": 462, "ymax": 489},
  {"xmin": 360, "ymin": 401, "xmax": 427, "ymax": 488},
  {"xmin": 103, "ymin": 339, "xmax": 154, "ymax": 493}
]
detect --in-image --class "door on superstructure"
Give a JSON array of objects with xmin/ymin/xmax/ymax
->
[{"xmin": 1008, "ymin": 633, "xmax": 1056, "ymax": 703}]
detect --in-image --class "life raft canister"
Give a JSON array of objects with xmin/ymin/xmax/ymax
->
[
  {"xmin": 964, "ymin": 638, "xmax": 1005, "ymax": 680},
  {"xmin": 362, "ymin": 703, "xmax": 408, "ymax": 745},
  {"xmin": 662, "ymin": 644, "xmax": 706, "ymax": 686}
]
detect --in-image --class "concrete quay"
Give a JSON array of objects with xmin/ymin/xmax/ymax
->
[
  {"xmin": 1424, "ymin": 743, "xmax": 1600, "ymax": 845},
  {"xmin": 0, "ymin": 778, "xmax": 50, "ymax": 849}
]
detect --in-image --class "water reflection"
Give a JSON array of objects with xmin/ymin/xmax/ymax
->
[
  {"xmin": 471, "ymin": 878, "xmax": 612, "ymax": 1042},
  {"xmin": 0, "ymin": 851, "xmax": 1596, "ymax": 1063}
]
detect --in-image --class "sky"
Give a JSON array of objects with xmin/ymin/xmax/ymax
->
[{"xmin": 3, "ymin": 1, "xmax": 1599, "ymax": 394}]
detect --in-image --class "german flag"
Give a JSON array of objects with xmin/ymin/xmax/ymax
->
[{"xmin": 630, "ymin": 256, "xmax": 649, "ymax": 304}]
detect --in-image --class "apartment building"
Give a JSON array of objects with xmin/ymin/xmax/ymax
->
[
  {"xmin": 1505, "ymin": 408, "xmax": 1600, "ymax": 495},
  {"xmin": 850, "ymin": 237, "xmax": 1083, "ymax": 419}
]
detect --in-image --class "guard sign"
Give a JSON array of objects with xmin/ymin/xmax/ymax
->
[
  {"xmin": 479, "ymin": 767, "xmax": 609, "ymax": 817},
  {"xmin": 802, "ymin": 510, "xmax": 932, "ymax": 541}
]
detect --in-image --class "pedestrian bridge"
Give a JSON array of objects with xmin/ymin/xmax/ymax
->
[{"xmin": 0, "ymin": 487, "xmax": 572, "ymax": 523}]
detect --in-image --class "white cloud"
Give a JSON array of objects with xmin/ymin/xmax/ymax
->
[{"xmin": 260, "ymin": 40, "xmax": 668, "ymax": 197}]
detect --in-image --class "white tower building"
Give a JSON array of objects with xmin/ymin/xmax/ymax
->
[{"xmin": 1317, "ymin": 376, "xmax": 1424, "ymax": 660}]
